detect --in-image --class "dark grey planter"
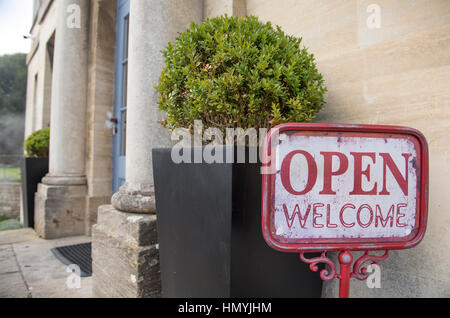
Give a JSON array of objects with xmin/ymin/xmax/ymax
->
[
  {"xmin": 152, "ymin": 146, "xmax": 322, "ymax": 298},
  {"xmin": 21, "ymin": 157, "xmax": 48, "ymax": 228}
]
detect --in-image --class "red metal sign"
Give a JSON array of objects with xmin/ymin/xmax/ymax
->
[{"xmin": 261, "ymin": 123, "xmax": 429, "ymax": 297}]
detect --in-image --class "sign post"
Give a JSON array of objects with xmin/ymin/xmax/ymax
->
[{"xmin": 261, "ymin": 123, "xmax": 428, "ymax": 298}]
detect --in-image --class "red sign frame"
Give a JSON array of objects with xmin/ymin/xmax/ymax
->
[{"xmin": 261, "ymin": 123, "xmax": 429, "ymax": 253}]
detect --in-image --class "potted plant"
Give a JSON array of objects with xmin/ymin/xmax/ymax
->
[
  {"xmin": 21, "ymin": 128, "xmax": 49, "ymax": 228},
  {"xmin": 153, "ymin": 16, "xmax": 327, "ymax": 297}
]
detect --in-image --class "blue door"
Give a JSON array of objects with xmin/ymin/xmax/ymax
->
[{"xmin": 112, "ymin": 0, "xmax": 130, "ymax": 193}]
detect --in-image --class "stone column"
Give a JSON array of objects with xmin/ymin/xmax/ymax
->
[
  {"xmin": 110, "ymin": 0, "xmax": 207, "ymax": 213},
  {"xmin": 34, "ymin": 0, "xmax": 90, "ymax": 238},
  {"xmin": 92, "ymin": 0, "xmax": 203, "ymax": 298},
  {"xmin": 204, "ymin": 0, "xmax": 247, "ymax": 18}
]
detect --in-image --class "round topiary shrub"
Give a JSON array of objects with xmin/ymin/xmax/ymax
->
[
  {"xmin": 156, "ymin": 15, "xmax": 326, "ymax": 134},
  {"xmin": 24, "ymin": 128, "xmax": 49, "ymax": 158}
]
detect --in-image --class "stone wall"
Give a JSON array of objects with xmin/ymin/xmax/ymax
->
[
  {"xmin": 85, "ymin": 0, "xmax": 117, "ymax": 235},
  {"xmin": 0, "ymin": 183, "xmax": 21, "ymax": 219},
  {"xmin": 247, "ymin": 0, "xmax": 450, "ymax": 297},
  {"xmin": 92, "ymin": 205, "xmax": 160, "ymax": 298}
]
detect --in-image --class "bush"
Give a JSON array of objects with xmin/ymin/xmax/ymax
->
[
  {"xmin": 0, "ymin": 218, "xmax": 21, "ymax": 232},
  {"xmin": 24, "ymin": 128, "xmax": 49, "ymax": 158},
  {"xmin": 156, "ymin": 15, "xmax": 326, "ymax": 135}
]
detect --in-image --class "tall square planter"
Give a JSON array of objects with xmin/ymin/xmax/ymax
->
[
  {"xmin": 21, "ymin": 157, "xmax": 48, "ymax": 228},
  {"xmin": 152, "ymin": 147, "xmax": 322, "ymax": 297}
]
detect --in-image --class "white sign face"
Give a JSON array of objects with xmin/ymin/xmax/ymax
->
[{"xmin": 272, "ymin": 132, "xmax": 419, "ymax": 241}]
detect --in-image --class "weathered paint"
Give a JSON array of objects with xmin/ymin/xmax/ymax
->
[
  {"xmin": 261, "ymin": 123, "xmax": 429, "ymax": 252},
  {"xmin": 274, "ymin": 134, "xmax": 417, "ymax": 239}
]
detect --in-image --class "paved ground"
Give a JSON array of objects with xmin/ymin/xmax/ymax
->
[{"xmin": 0, "ymin": 228, "xmax": 93, "ymax": 298}]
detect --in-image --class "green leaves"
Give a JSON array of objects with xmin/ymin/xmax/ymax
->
[
  {"xmin": 24, "ymin": 128, "xmax": 49, "ymax": 158},
  {"xmin": 156, "ymin": 15, "xmax": 327, "ymax": 134},
  {"xmin": 0, "ymin": 53, "xmax": 27, "ymax": 115}
]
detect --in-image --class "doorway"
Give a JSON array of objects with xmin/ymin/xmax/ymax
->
[{"xmin": 112, "ymin": 0, "xmax": 129, "ymax": 193}]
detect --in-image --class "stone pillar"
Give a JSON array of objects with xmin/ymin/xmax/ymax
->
[
  {"xmin": 84, "ymin": 0, "xmax": 117, "ymax": 236},
  {"xmin": 34, "ymin": 0, "xmax": 90, "ymax": 239},
  {"xmin": 92, "ymin": 0, "xmax": 203, "ymax": 298},
  {"xmin": 204, "ymin": 0, "xmax": 247, "ymax": 18}
]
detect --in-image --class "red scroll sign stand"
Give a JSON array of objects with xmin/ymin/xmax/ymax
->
[
  {"xmin": 299, "ymin": 250, "xmax": 389, "ymax": 298},
  {"xmin": 261, "ymin": 123, "xmax": 429, "ymax": 299}
]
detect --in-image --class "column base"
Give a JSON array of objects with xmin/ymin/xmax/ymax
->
[
  {"xmin": 85, "ymin": 195, "xmax": 111, "ymax": 236},
  {"xmin": 42, "ymin": 173, "xmax": 87, "ymax": 185},
  {"xmin": 111, "ymin": 182, "xmax": 156, "ymax": 213},
  {"xmin": 92, "ymin": 205, "xmax": 161, "ymax": 298},
  {"xmin": 34, "ymin": 183, "xmax": 87, "ymax": 239}
]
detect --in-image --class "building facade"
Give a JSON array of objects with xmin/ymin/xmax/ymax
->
[{"xmin": 24, "ymin": 0, "xmax": 450, "ymax": 297}]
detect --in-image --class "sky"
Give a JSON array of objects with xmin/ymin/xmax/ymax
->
[{"xmin": 0, "ymin": 0, "xmax": 33, "ymax": 55}]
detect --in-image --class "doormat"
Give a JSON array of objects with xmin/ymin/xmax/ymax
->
[{"xmin": 51, "ymin": 242, "xmax": 92, "ymax": 277}]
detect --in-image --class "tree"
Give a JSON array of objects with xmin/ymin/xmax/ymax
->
[
  {"xmin": 156, "ymin": 16, "xmax": 326, "ymax": 137},
  {"xmin": 0, "ymin": 53, "xmax": 27, "ymax": 154}
]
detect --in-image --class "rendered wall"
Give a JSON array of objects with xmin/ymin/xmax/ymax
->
[
  {"xmin": 85, "ymin": 0, "xmax": 117, "ymax": 234},
  {"xmin": 247, "ymin": 0, "xmax": 450, "ymax": 297},
  {"xmin": 24, "ymin": 0, "xmax": 56, "ymax": 138},
  {"xmin": 22, "ymin": 1, "xmax": 56, "ymax": 228}
]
